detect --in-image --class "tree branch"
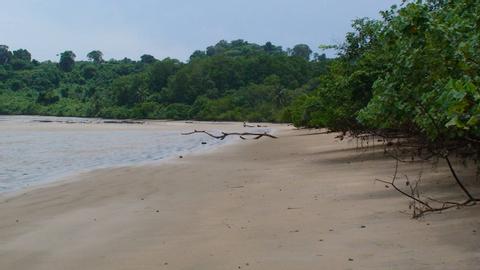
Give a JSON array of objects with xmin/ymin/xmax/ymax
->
[
  {"xmin": 376, "ymin": 160, "xmax": 479, "ymax": 218},
  {"xmin": 181, "ymin": 130, "xmax": 278, "ymax": 140}
]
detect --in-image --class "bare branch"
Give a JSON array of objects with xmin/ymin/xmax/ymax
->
[
  {"xmin": 376, "ymin": 160, "xmax": 479, "ymax": 218},
  {"xmin": 182, "ymin": 130, "xmax": 278, "ymax": 140},
  {"xmin": 376, "ymin": 164, "xmax": 432, "ymax": 211},
  {"xmin": 445, "ymin": 155, "xmax": 475, "ymax": 201}
]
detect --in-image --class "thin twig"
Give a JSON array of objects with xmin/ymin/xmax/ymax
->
[
  {"xmin": 376, "ymin": 160, "xmax": 479, "ymax": 218},
  {"xmin": 376, "ymin": 162, "xmax": 433, "ymax": 211}
]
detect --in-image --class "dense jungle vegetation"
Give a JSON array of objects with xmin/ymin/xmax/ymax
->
[
  {"xmin": 288, "ymin": 0, "xmax": 480, "ymax": 164},
  {"xmin": 1, "ymin": 0, "xmax": 479, "ymax": 154},
  {"xmin": 0, "ymin": 40, "xmax": 328, "ymax": 122}
]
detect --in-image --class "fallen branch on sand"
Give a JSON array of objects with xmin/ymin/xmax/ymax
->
[
  {"xmin": 181, "ymin": 130, "xmax": 278, "ymax": 140},
  {"xmin": 376, "ymin": 160, "xmax": 479, "ymax": 218}
]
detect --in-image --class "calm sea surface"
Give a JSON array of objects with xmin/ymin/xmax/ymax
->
[{"xmin": 0, "ymin": 116, "xmax": 237, "ymax": 193}]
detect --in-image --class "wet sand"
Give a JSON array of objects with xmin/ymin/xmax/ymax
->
[{"xmin": 0, "ymin": 125, "xmax": 479, "ymax": 269}]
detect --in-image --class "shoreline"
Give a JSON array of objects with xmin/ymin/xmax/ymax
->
[
  {"xmin": 0, "ymin": 127, "xmax": 479, "ymax": 269},
  {"xmin": 0, "ymin": 117, "xmax": 275, "ymax": 195},
  {"xmin": 0, "ymin": 130, "xmax": 240, "ymax": 199}
]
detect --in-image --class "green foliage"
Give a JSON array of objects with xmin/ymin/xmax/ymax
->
[
  {"xmin": 357, "ymin": 0, "xmax": 480, "ymax": 142},
  {"xmin": 82, "ymin": 65, "xmax": 97, "ymax": 79},
  {"xmin": 13, "ymin": 49, "xmax": 31, "ymax": 62},
  {"xmin": 0, "ymin": 45, "xmax": 13, "ymax": 65},
  {"xmin": 147, "ymin": 58, "xmax": 182, "ymax": 93},
  {"xmin": 110, "ymin": 73, "xmax": 148, "ymax": 107},
  {"xmin": 291, "ymin": 44, "xmax": 313, "ymax": 60},
  {"xmin": 37, "ymin": 90, "xmax": 60, "ymax": 105},
  {"xmin": 287, "ymin": 0, "xmax": 480, "ymax": 151},
  {"xmin": 0, "ymin": 40, "xmax": 329, "ymax": 122},
  {"xmin": 59, "ymin": 51, "xmax": 76, "ymax": 72},
  {"xmin": 0, "ymin": 90, "xmax": 37, "ymax": 115},
  {"xmin": 285, "ymin": 17, "xmax": 384, "ymax": 130},
  {"xmin": 87, "ymin": 50, "xmax": 103, "ymax": 63},
  {"xmin": 140, "ymin": 54, "xmax": 156, "ymax": 64}
]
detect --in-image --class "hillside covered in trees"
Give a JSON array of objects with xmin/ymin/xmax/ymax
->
[{"xmin": 0, "ymin": 40, "xmax": 328, "ymax": 122}]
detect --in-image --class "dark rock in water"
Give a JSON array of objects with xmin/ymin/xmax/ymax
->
[
  {"xmin": 179, "ymin": 155, "xmax": 183, "ymax": 159},
  {"xmin": 33, "ymin": 120, "xmax": 54, "ymax": 123},
  {"xmin": 201, "ymin": 142, "xmax": 207, "ymax": 145}
]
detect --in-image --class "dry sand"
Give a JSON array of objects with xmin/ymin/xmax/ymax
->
[{"xmin": 0, "ymin": 124, "xmax": 479, "ymax": 270}]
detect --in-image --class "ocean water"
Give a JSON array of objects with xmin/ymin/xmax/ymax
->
[{"xmin": 0, "ymin": 116, "xmax": 239, "ymax": 193}]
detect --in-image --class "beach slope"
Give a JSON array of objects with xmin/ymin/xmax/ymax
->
[{"xmin": 0, "ymin": 128, "xmax": 479, "ymax": 270}]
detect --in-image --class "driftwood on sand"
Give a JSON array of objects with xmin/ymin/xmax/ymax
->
[{"xmin": 181, "ymin": 130, "xmax": 278, "ymax": 140}]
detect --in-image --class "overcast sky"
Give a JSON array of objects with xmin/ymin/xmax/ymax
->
[{"xmin": 1, "ymin": 0, "xmax": 399, "ymax": 62}]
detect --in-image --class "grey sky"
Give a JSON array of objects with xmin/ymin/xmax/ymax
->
[{"xmin": 1, "ymin": 0, "xmax": 399, "ymax": 62}]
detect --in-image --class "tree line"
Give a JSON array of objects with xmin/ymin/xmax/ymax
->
[{"xmin": 0, "ymin": 41, "xmax": 327, "ymax": 122}]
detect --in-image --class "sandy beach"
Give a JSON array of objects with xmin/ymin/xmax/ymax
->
[{"xmin": 0, "ymin": 123, "xmax": 479, "ymax": 270}]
